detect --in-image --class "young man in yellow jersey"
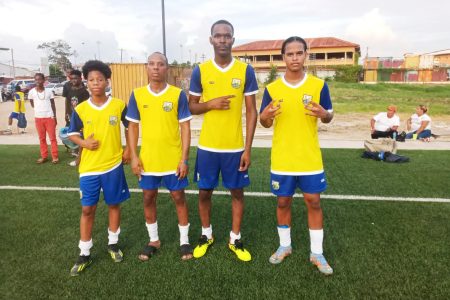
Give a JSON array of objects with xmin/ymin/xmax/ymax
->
[
  {"xmin": 260, "ymin": 36, "xmax": 334, "ymax": 275},
  {"xmin": 189, "ymin": 20, "xmax": 258, "ymax": 262},
  {"xmin": 127, "ymin": 52, "xmax": 193, "ymax": 261},
  {"xmin": 7, "ymin": 85, "xmax": 27, "ymax": 133},
  {"xmin": 67, "ymin": 60, "xmax": 130, "ymax": 276}
]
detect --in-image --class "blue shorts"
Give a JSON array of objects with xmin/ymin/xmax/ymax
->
[
  {"xmin": 194, "ymin": 148, "xmax": 250, "ymax": 190},
  {"xmin": 270, "ymin": 172, "xmax": 327, "ymax": 196},
  {"xmin": 139, "ymin": 174, "xmax": 188, "ymax": 191},
  {"xmin": 79, "ymin": 164, "xmax": 130, "ymax": 206},
  {"xmin": 9, "ymin": 112, "xmax": 19, "ymax": 119}
]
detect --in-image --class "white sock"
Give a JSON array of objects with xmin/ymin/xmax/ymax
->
[
  {"xmin": 201, "ymin": 225, "xmax": 212, "ymax": 240},
  {"xmin": 146, "ymin": 221, "xmax": 159, "ymax": 242},
  {"xmin": 79, "ymin": 239, "xmax": 93, "ymax": 256},
  {"xmin": 108, "ymin": 227, "xmax": 120, "ymax": 245},
  {"xmin": 178, "ymin": 223, "xmax": 190, "ymax": 246},
  {"xmin": 7, "ymin": 125, "xmax": 11, "ymax": 130},
  {"xmin": 229, "ymin": 231, "xmax": 241, "ymax": 245},
  {"xmin": 277, "ymin": 225, "xmax": 291, "ymax": 247},
  {"xmin": 309, "ymin": 229, "xmax": 324, "ymax": 254}
]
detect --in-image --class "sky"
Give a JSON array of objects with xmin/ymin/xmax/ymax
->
[{"xmin": 0, "ymin": 0, "xmax": 449, "ymax": 70}]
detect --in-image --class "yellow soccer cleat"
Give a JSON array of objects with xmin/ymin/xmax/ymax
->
[
  {"xmin": 228, "ymin": 239, "xmax": 252, "ymax": 262},
  {"xmin": 70, "ymin": 255, "xmax": 92, "ymax": 276},
  {"xmin": 193, "ymin": 235, "xmax": 214, "ymax": 258}
]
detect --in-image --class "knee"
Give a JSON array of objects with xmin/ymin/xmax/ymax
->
[
  {"xmin": 277, "ymin": 199, "xmax": 291, "ymax": 209},
  {"xmin": 143, "ymin": 192, "xmax": 157, "ymax": 206},
  {"xmin": 171, "ymin": 191, "xmax": 186, "ymax": 205},
  {"xmin": 81, "ymin": 206, "xmax": 95, "ymax": 218},
  {"xmin": 230, "ymin": 189, "xmax": 244, "ymax": 202},
  {"xmin": 305, "ymin": 198, "xmax": 321, "ymax": 210}
]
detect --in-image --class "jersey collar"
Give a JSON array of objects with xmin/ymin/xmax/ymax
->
[
  {"xmin": 87, "ymin": 96, "xmax": 112, "ymax": 110},
  {"xmin": 281, "ymin": 73, "xmax": 308, "ymax": 89},
  {"xmin": 147, "ymin": 84, "xmax": 169, "ymax": 96},
  {"xmin": 212, "ymin": 58, "xmax": 235, "ymax": 73}
]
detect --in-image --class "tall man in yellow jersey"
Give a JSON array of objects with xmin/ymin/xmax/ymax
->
[
  {"xmin": 260, "ymin": 36, "xmax": 334, "ymax": 275},
  {"xmin": 189, "ymin": 20, "xmax": 258, "ymax": 262},
  {"xmin": 68, "ymin": 60, "xmax": 130, "ymax": 276},
  {"xmin": 127, "ymin": 52, "xmax": 194, "ymax": 261}
]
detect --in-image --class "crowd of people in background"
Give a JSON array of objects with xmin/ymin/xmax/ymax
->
[{"xmin": 370, "ymin": 104, "xmax": 433, "ymax": 142}]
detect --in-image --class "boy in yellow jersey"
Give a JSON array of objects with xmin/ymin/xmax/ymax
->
[
  {"xmin": 7, "ymin": 85, "xmax": 27, "ymax": 133},
  {"xmin": 67, "ymin": 60, "xmax": 130, "ymax": 276},
  {"xmin": 260, "ymin": 37, "xmax": 334, "ymax": 275},
  {"xmin": 189, "ymin": 20, "xmax": 258, "ymax": 262},
  {"xmin": 127, "ymin": 52, "xmax": 193, "ymax": 261}
]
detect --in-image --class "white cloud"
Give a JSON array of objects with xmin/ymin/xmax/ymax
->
[{"xmin": 346, "ymin": 8, "xmax": 396, "ymax": 41}]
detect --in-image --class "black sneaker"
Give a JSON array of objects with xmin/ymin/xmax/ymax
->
[
  {"xmin": 70, "ymin": 255, "xmax": 92, "ymax": 276},
  {"xmin": 107, "ymin": 244, "xmax": 124, "ymax": 263}
]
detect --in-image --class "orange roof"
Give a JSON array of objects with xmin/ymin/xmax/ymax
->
[{"xmin": 232, "ymin": 37, "xmax": 360, "ymax": 52}]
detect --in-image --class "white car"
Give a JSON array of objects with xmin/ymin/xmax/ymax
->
[{"xmin": 45, "ymin": 83, "xmax": 64, "ymax": 96}]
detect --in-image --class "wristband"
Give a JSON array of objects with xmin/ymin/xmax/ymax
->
[{"xmin": 181, "ymin": 160, "xmax": 189, "ymax": 165}]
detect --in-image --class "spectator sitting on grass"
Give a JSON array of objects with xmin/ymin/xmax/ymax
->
[
  {"xmin": 406, "ymin": 105, "xmax": 432, "ymax": 141},
  {"xmin": 370, "ymin": 105, "xmax": 399, "ymax": 139}
]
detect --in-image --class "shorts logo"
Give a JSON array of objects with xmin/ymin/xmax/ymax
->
[
  {"xmin": 79, "ymin": 190, "xmax": 83, "ymax": 199},
  {"xmin": 271, "ymin": 180, "xmax": 280, "ymax": 190},
  {"xmin": 231, "ymin": 78, "xmax": 241, "ymax": 89},
  {"xmin": 109, "ymin": 116, "xmax": 118, "ymax": 126},
  {"xmin": 302, "ymin": 94, "xmax": 313, "ymax": 105},
  {"xmin": 321, "ymin": 178, "xmax": 325, "ymax": 183},
  {"xmin": 197, "ymin": 172, "xmax": 200, "ymax": 181},
  {"xmin": 163, "ymin": 101, "xmax": 173, "ymax": 112}
]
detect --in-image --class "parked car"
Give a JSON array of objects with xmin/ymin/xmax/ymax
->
[
  {"xmin": 53, "ymin": 83, "xmax": 64, "ymax": 96},
  {"xmin": 6, "ymin": 79, "xmax": 35, "ymax": 100}
]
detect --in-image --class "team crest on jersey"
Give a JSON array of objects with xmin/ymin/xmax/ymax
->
[
  {"xmin": 109, "ymin": 116, "xmax": 118, "ymax": 125},
  {"xmin": 163, "ymin": 101, "xmax": 173, "ymax": 112},
  {"xmin": 231, "ymin": 78, "xmax": 241, "ymax": 89},
  {"xmin": 302, "ymin": 94, "xmax": 313, "ymax": 105},
  {"xmin": 271, "ymin": 180, "xmax": 280, "ymax": 190},
  {"xmin": 143, "ymin": 104, "xmax": 149, "ymax": 108}
]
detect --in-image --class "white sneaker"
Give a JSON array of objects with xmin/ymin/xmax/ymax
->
[{"xmin": 69, "ymin": 160, "xmax": 77, "ymax": 167}]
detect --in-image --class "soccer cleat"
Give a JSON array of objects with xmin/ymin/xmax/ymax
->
[
  {"xmin": 228, "ymin": 239, "xmax": 252, "ymax": 262},
  {"xmin": 193, "ymin": 235, "xmax": 214, "ymax": 258},
  {"xmin": 269, "ymin": 245, "xmax": 292, "ymax": 264},
  {"xmin": 108, "ymin": 244, "xmax": 124, "ymax": 263},
  {"xmin": 70, "ymin": 255, "xmax": 92, "ymax": 276},
  {"xmin": 310, "ymin": 253, "xmax": 333, "ymax": 275}
]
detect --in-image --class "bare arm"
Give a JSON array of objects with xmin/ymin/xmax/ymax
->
[
  {"xmin": 68, "ymin": 133, "xmax": 99, "ymax": 150},
  {"xmin": 406, "ymin": 118, "xmax": 412, "ymax": 131},
  {"xmin": 177, "ymin": 120, "xmax": 191, "ymax": 179},
  {"xmin": 122, "ymin": 127, "xmax": 130, "ymax": 164},
  {"xmin": 188, "ymin": 94, "xmax": 235, "ymax": 115},
  {"xmin": 304, "ymin": 101, "xmax": 334, "ymax": 123},
  {"xmin": 50, "ymin": 98, "xmax": 57, "ymax": 125},
  {"xmin": 370, "ymin": 118, "xmax": 376, "ymax": 133},
  {"xmin": 29, "ymin": 99, "xmax": 34, "ymax": 108},
  {"xmin": 415, "ymin": 121, "xmax": 430, "ymax": 135},
  {"xmin": 239, "ymin": 94, "xmax": 257, "ymax": 171},
  {"xmin": 128, "ymin": 122, "xmax": 143, "ymax": 180},
  {"xmin": 260, "ymin": 100, "xmax": 281, "ymax": 128}
]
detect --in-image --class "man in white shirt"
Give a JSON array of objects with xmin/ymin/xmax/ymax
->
[
  {"xmin": 370, "ymin": 105, "xmax": 400, "ymax": 139},
  {"xmin": 28, "ymin": 73, "xmax": 59, "ymax": 164}
]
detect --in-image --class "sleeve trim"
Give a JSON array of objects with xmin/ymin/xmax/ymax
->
[{"xmin": 179, "ymin": 116, "xmax": 193, "ymax": 123}]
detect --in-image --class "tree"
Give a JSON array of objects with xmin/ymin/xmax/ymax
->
[
  {"xmin": 49, "ymin": 64, "xmax": 64, "ymax": 77},
  {"xmin": 265, "ymin": 64, "xmax": 278, "ymax": 85},
  {"xmin": 37, "ymin": 39, "xmax": 73, "ymax": 72}
]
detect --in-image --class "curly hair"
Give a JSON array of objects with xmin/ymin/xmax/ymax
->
[{"xmin": 82, "ymin": 60, "xmax": 111, "ymax": 80}]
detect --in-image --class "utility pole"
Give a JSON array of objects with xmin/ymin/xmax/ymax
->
[
  {"xmin": 119, "ymin": 48, "xmax": 124, "ymax": 63},
  {"xmin": 201, "ymin": 53, "xmax": 206, "ymax": 62},
  {"xmin": 0, "ymin": 47, "xmax": 15, "ymax": 79},
  {"xmin": 161, "ymin": 0, "xmax": 166, "ymax": 55}
]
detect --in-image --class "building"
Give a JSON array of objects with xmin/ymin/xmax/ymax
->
[
  {"xmin": 363, "ymin": 49, "xmax": 450, "ymax": 83},
  {"xmin": 0, "ymin": 63, "xmax": 35, "ymax": 84},
  {"xmin": 232, "ymin": 37, "xmax": 360, "ymax": 81}
]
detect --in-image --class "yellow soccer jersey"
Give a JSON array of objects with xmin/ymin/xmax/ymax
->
[
  {"xmin": 126, "ymin": 84, "xmax": 192, "ymax": 175},
  {"xmin": 189, "ymin": 58, "xmax": 258, "ymax": 152},
  {"xmin": 14, "ymin": 92, "xmax": 25, "ymax": 113},
  {"xmin": 260, "ymin": 74, "xmax": 333, "ymax": 174},
  {"xmin": 68, "ymin": 97, "xmax": 128, "ymax": 176}
]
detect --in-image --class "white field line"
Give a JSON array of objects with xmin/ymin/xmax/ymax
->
[{"xmin": 1, "ymin": 185, "xmax": 450, "ymax": 203}]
